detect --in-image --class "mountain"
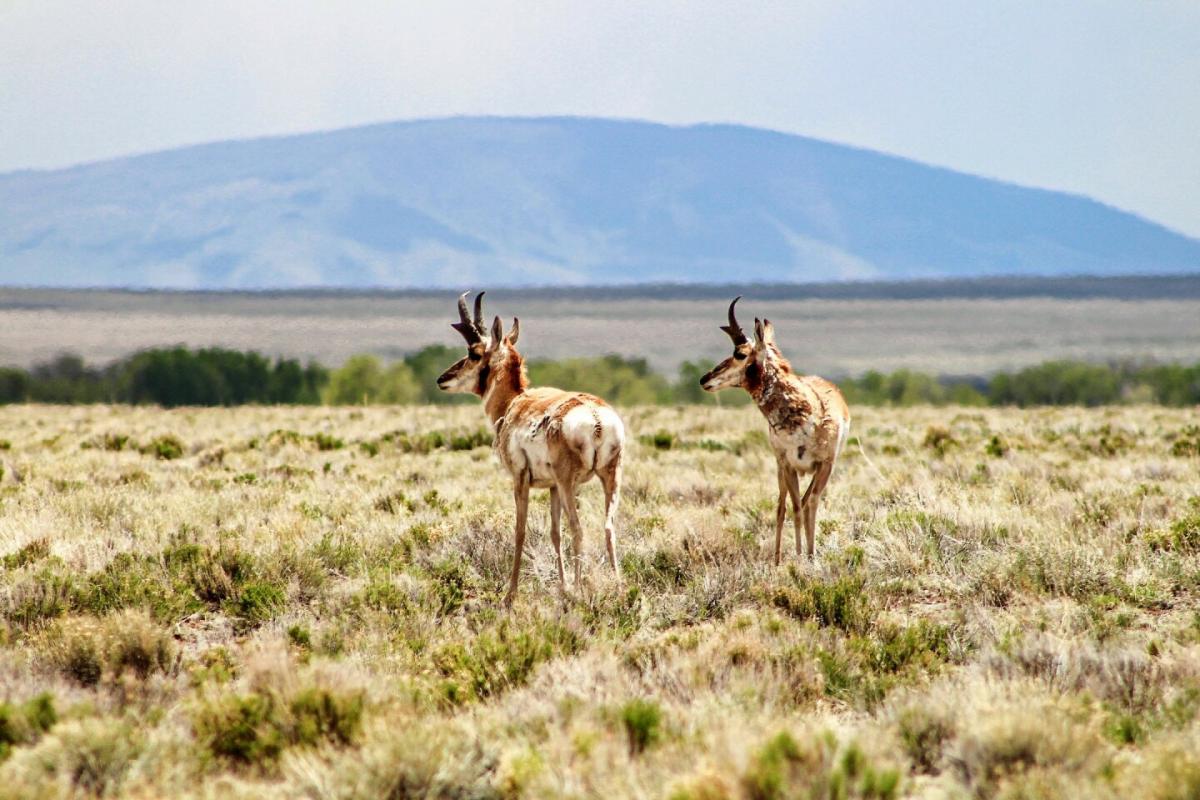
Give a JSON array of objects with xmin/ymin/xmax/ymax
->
[{"xmin": 2, "ymin": 116, "xmax": 1198, "ymax": 288}]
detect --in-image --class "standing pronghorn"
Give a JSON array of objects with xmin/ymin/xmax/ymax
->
[
  {"xmin": 700, "ymin": 297, "xmax": 850, "ymax": 563},
  {"xmin": 437, "ymin": 292, "xmax": 625, "ymax": 606}
]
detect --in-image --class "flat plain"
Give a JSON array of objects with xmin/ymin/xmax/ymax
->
[
  {"xmin": 2, "ymin": 283, "xmax": 1199, "ymax": 376},
  {"xmin": 1, "ymin": 402, "xmax": 1199, "ymax": 798}
]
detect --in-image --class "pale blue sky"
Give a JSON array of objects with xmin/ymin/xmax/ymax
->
[{"xmin": 2, "ymin": 1, "xmax": 1197, "ymax": 236}]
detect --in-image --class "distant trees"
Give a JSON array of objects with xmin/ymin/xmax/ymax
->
[
  {"xmin": 322, "ymin": 355, "xmax": 420, "ymax": 405},
  {"xmin": 120, "ymin": 348, "xmax": 327, "ymax": 407},
  {"xmin": 0, "ymin": 348, "xmax": 326, "ymax": 407},
  {"xmin": 528, "ymin": 355, "xmax": 673, "ymax": 406},
  {"xmin": 0, "ymin": 347, "xmax": 1197, "ymax": 408},
  {"xmin": 841, "ymin": 370, "xmax": 987, "ymax": 407}
]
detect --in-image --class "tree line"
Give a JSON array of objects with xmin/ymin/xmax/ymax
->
[{"xmin": 1, "ymin": 346, "xmax": 1198, "ymax": 408}]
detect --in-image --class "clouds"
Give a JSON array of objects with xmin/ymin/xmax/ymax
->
[{"xmin": 1, "ymin": 1, "xmax": 1198, "ymax": 236}]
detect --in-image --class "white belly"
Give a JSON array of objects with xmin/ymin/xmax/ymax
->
[{"xmin": 770, "ymin": 422, "xmax": 820, "ymax": 473}]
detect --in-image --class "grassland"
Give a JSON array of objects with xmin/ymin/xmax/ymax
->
[
  {"xmin": 2, "ymin": 283, "xmax": 1199, "ymax": 376},
  {"xmin": 1, "ymin": 402, "xmax": 1199, "ymax": 798}
]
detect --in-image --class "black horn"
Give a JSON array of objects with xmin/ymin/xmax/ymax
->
[
  {"xmin": 451, "ymin": 291, "xmax": 482, "ymax": 344},
  {"xmin": 472, "ymin": 291, "xmax": 487, "ymax": 337},
  {"xmin": 719, "ymin": 296, "xmax": 748, "ymax": 346}
]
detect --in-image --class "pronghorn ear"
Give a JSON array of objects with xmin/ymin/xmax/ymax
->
[
  {"xmin": 760, "ymin": 318, "xmax": 777, "ymax": 346},
  {"xmin": 507, "ymin": 317, "xmax": 520, "ymax": 345},
  {"xmin": 490, "ymin": 315, "xmax": 504, "ymax": 346},
  {"xmin": 753, "ymin": 317, "xmax": 764, "ymax": 346}
]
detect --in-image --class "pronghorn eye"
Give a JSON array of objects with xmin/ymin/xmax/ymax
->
[
  {"xmin": 469, "ymin": 352, "xmax": 482, "ymax": 362},
  {"xmin": 734, "ymin": 351, "xmax": 748, "ymax": 361}
]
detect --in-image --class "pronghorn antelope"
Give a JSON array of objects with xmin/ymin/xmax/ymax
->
[
  {"xmin": 700, "ymin": 297, "xmax": 851, "ymax": 563},
  {"xmin": 437, "ymin": 292, "xmax": 625, "ymax": 607}
]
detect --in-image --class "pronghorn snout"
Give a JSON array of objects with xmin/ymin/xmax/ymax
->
[{"xmin": 700, "ymin": 366, "xmax": 727, "ymax": 392}]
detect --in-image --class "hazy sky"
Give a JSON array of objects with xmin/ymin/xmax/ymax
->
[{"xmin": 2, "ymin": 1, "xmax": 1198, "ymax": 237}]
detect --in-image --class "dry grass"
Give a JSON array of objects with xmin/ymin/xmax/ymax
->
[{"xmin": 0, "ymin": 402, "xmax": 1198, "ymax": 798}]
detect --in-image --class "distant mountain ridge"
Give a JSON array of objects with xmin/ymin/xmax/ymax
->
[{"xmin": 1, "ymin": 116, "xmax": 1197, "ymax": 288}]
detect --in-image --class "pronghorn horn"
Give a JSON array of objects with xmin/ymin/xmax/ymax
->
[
  {"xmin": 719, "ymin": 296, "xmax": 748, "ymax": 346},
  {"xmin": 451, "ymin": 291, "xmax": 482, "ymax": 344},
  {"xmin": 472, "ymin": 291, "xmax": 487, "ymax": 337}
]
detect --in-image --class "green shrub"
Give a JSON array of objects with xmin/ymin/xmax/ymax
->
[
  {"xmin": 620, "ymin": 698, "xmax": 663, "ymax": 756},
  {"xmin": 74, "ymin": 551, "xmax": 197, "ymax": 620},
  {"xmin": 231, "ymin": 580, "xmax": 285, "ymax": 625},
  {"xmin": 433, "ymin": 619, "xmax": 584, "ymax": 705},
  {"xmin": 289, "ymin": 688, "xmax": 364, "ymax": 747},
  {"xmin": 741, "ymin": 731, "xmax": 898, "ymax": 800},
  {"xmin": 197, "ymin": 693, "xmax": 285, "ymax": 766},
  {"xmin": 0, "ymin": 694, "xmax": 57, "ymax": 760},
  {"xmin": 2, "ymin": 539, "xmax": 50, "ymax": 570},
  {"xmin": 374, "ymin": 491, "xmax": 416, "ymax": 515},
  {"xmin": 922, "ymin": 426, "xmax": 958, "ymax": 457},
  {"xmin": 1171, "ymin": 426, "xmax": 1200, "ymax": 457},
  {"xmin": 312, "ymin": 432, "xmax": 344, "ymax": 451},
  {"xmin": 102, "ymin": 433, "xmax": 130, "ymax": 451},
  {"xmin": 57, "ymin": 626, "xmax": 103, "ymax": 687},
  {"xmin": 287, "ymin": 625, "xmax": 313, "ymax": 650},
  {"xmin": 4, "ymin": 570, "xmax": 74, "ymax": 629},
  {"xmin": 769, "ymin": 571, "xmax": 872, "ymax": 634},
  {"xmin": 427, "ymin": 558, "xmax": 471, "ymax": 615},
  {"xmin": 190, "ymin": 647, "xmax": 237, "ymax": 687},
  {"xmin": 622, "ymin": 548, "xmax": 689, "ymax": 589},
  {"xmin": 105, "ymin": 610, "xmax": 174, "ymax": 679},
  {"xmin": 640, "ymin": 431, "xmax": 675, "ymax": 451},
  {"xmin": 863, "ymin": 620, "xmax": 951, "ymax": 674},
  {"xmin": 1146, "ymin": 498, "xmax": 1200, "ymax": 553},
  {"xmin": 165, "ymin": 543, "xmax": 255, "ymax": 606},
  {"xmin": 141, "ymin": 434, "xmax": 185, "ymax": 460},
  {"xmin": 47, "ymin": 611, "xmax": 173, "ymax": 685},
  {"xmin": 448, "ymin": 428, "xmax": 493, "ymax": 451},
  {"xmin": 359, "ymin": 579, "xmax": 410, "ymax": 613},
  {"xmin": 984, "ymin": 435, "xmax": 1008, "ymax": 458},
  {"xmin": 195, "ymin": 685, "xmax": 365, "ymax": 769}
]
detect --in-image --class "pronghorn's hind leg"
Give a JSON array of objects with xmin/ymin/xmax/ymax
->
[
  {"xmin": 557, "ymin": 478, "xmax": 585, "ymax": 584},
  {"xmin": 504, "ymin": 473, "xmax": 532, "ymax": 608},
  {"xmin": 598, "ymin": 456, "xmax": 622, "ymax": 578},
  {"xmin": 549, "ymin": 487, "xmax": 566, "ymax": 595},
  {"xmin": 774, "ymin": 460, "xmax": 789, "ymax": 565},
  {"xmin": 800, "ymin": 461, "xmax": 835, "ymax": 558}
]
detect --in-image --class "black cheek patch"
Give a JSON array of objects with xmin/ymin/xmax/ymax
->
[
  {"xmin": 745, "ymin": 361, "xmax": 762, "ymax": 391},
  {"xmin": 475, "ymin": 363, "xmax": 491, "ymax": 396}
]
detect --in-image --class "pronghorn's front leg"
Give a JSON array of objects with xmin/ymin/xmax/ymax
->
[
  {"xmin": 549, "ymin": 487, "xmax": 566, "ymax": 594},
  {"xmin": 783, "ymin": 467, "xmax": 804, "ymax": 558},
  {"xmin": 774, "ymin": 460, "xmax": 789, "ymax": 565},
  {"xmin": 504, "ymin": 473, "xmax": 531, "ymax": 608}
]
